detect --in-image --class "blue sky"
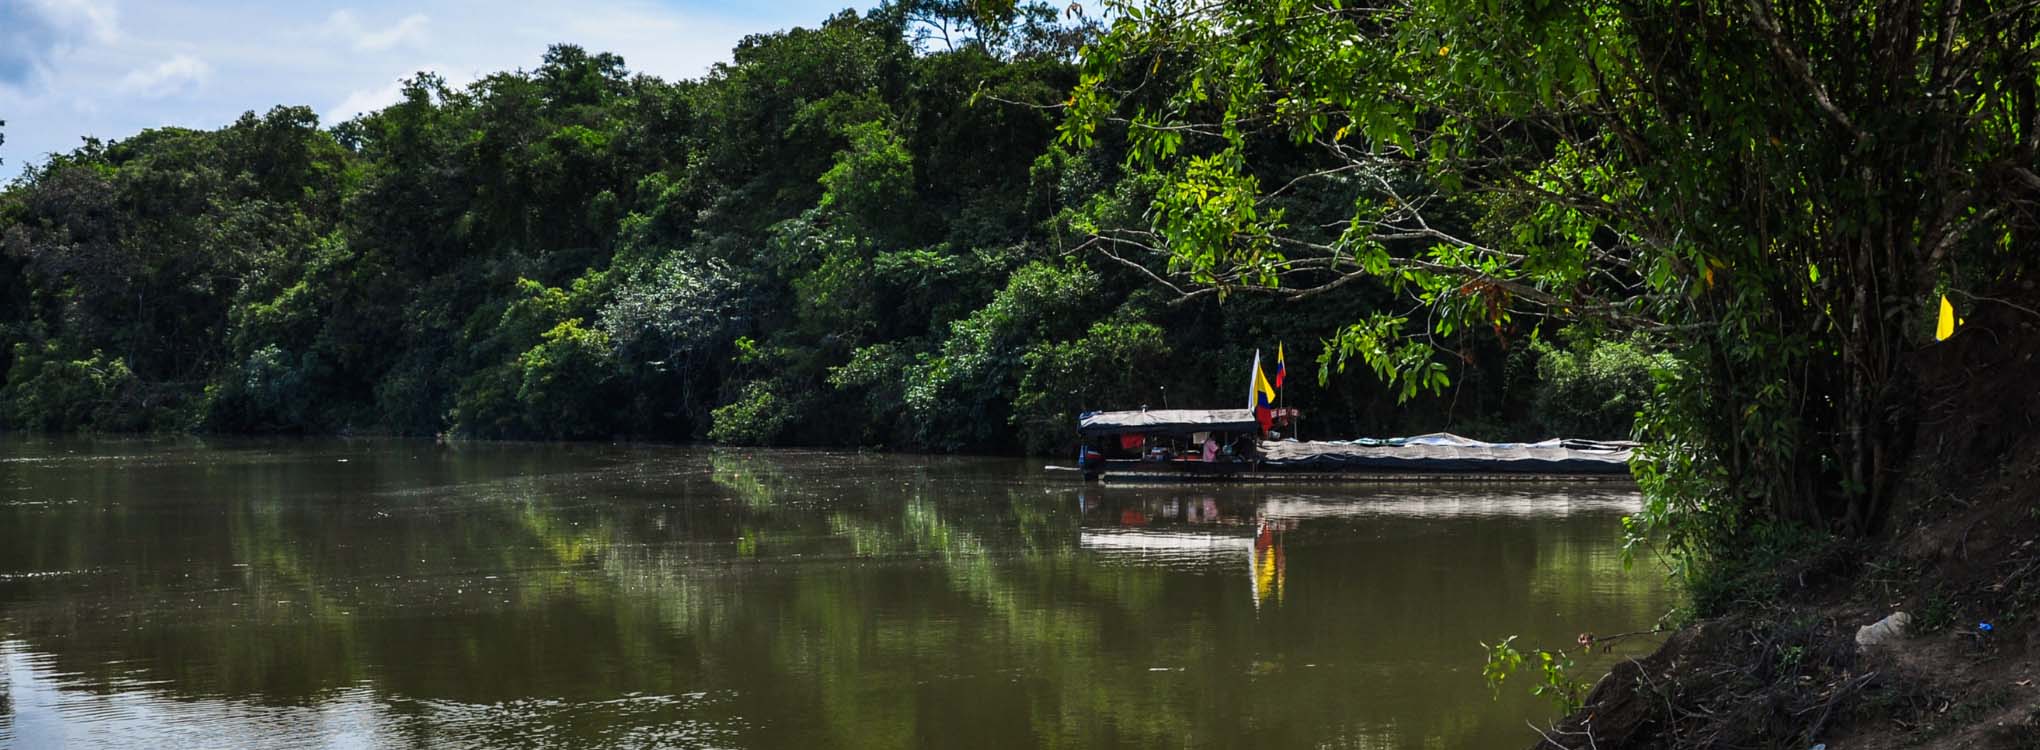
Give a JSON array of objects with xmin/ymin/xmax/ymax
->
[{"xmin": 0, "ymin": 0, "xmax": 861, "ymax": 178}]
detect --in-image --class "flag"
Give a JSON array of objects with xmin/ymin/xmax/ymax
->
[
  {"xmin": 1273, "ymin": 343, "xmax": 1286, "ymax": 389},
  {"xmin": 1248, "ymin": 350, "xmax": 1277, "ymax": 432},
  {"xmin": 1936, "ymin": 295, "xmax": 1963, "ymax": 341}
]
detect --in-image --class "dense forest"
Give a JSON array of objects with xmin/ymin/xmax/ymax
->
[{"xmin": 0, "ymin": 2, "xmax": 1648, "ymax": 451}]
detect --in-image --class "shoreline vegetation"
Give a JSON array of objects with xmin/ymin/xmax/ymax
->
[
  {"xmin": 0, "ymin": 6, "xmax": 1653, "ymax": 454},
  {"xmin": 3, "ymin": 0, "xmax": 2037, "ymax": 747},
  {"xmin": 0, "ymin": 5, "xmax": 1656, "ymax": 454}
]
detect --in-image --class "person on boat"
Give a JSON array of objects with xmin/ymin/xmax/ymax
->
[
  {"xmin": 1202, "ymin": 434, "xmax": 1219, "ymax": 462},
  {"xmin": 1228, "ymin": 434, "xmax": 1257, "ymax": 461}
]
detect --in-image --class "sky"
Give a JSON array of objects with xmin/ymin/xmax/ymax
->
[{"xmin": 0, "ymin": 0, "xmax": 860, "ymax": 178}]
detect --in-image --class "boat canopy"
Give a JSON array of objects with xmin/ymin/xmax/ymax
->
[{"xmin": 1077, "ymin": 409, "xmax": 1261, "ymax": 437}]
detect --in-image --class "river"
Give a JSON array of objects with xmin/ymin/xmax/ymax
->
[{"xmin": 0, "ymin": 437, "xmax": 1671, "ymax": 748}]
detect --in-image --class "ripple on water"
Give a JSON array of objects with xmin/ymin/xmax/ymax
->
[
  {"xmin": 0, "ymin": 640, "xmax": 742, "ymax": 749},
  {"xmin": 378, "ymin": 692, "xmax": 744, "ymax": 749},
  {"xmin": 0, "ymin": 498, "xmax": 85, "ymax": 508},
  {"xmin": 0, "ymin": 569, "xmax": 101, "ymax": 583}
]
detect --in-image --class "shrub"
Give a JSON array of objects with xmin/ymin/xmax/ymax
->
[
  {"xmin": 1531, "ymin": 333, "xmax": 1668, "ymax": 438},
  {"xmin": 1013, "ymin": 319, "xmax": 1170, "ymax": 453},
  {"xmin": 203, "ymin": 344, "xmax": 319, "ymax": 431},
  {"xmin": 0, "ymin": 343, "xmax": 147, "ymax": 431},
  {"xmin": 710, "ymin": 380, "xmax": 801, "ymax": 445},
  {"xmin": 513, "ymin": 318, "xmax": 618, "ymax": 439},
  {"xmin": 904, "ymin": 259, "xmax": 1098, "ymax": 449}
]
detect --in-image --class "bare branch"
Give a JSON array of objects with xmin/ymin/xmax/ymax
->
[{"xmin": 1742, "ymin": 0, "xmax": 1865, "ymax": 141}]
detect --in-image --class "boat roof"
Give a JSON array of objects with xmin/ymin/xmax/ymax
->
[{"xmin": 1077, "ymin": 409, "xmax": 1261, "ymax": 436}]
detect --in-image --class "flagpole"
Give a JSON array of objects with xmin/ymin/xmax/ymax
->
[{"xmin": 1247, "ymin": 349, "xmax": 1259, "ymax": 414}]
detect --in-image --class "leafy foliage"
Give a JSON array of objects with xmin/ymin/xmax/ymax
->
[
  {"xmin": 710, "ymin": 380, "xmax": 803, "ymax": 445},
  {"xmin": 1530, "ymin": 333, "xmax": 1667, "ymax": 439},
  {"xmin": 0, "ymin": 4, "xmax": 1629, "ymax": 455},
  {"xmin": 0, "ymin": 345, "xmax": 148, "ymax": 432},
  {"xmin": 1481, "ymin": 635, "xmax": 1590, "ymax": 715},
  {"xmin": 1014, "ymin": 318, "xmax": 1170, "ymax": 453},
  {"xmin": 1061, "ymin": 0, "xmax": 2040, "ymax": 544}
]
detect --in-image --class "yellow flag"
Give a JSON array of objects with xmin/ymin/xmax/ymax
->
[
  {"xmin": 1252, "ymin": 358, "xmax": 1276, "ymax": 408},
  {"xmin": 1935, "ymin": 295, "xmax": 1960, "ymax": 341}
]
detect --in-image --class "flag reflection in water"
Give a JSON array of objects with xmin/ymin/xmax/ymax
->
[
  {"xmin": 1075, "ymin": 490, "xmax": 1289, "ymax": 608},
  {"xmin": 1251, "ymin": 519, "xmax": 1287, "ymax": 608}
]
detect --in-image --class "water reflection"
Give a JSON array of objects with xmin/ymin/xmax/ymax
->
[
  {"xmin": 2, "ymin": 641, "xmax": 742, "ymax": 749},
  {"xmin": 0, "ymin": 438, "xmax": 1671, "ymax": 749}
]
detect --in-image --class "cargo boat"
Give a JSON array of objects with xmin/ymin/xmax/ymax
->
[{"xmin": 1067, "ymin": 408, "xmax": 1635, "ymax": 482}]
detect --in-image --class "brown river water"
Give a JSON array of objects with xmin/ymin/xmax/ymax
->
[{"xmin": 0, "ymin": 437, "xmax": 1672, "ymax": 748}]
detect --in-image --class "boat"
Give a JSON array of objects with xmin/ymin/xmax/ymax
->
[{"xmin": 1068, "ymin": 407, "xmax": 1636, "ymax": 482}]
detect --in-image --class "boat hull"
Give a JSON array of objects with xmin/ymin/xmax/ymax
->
[{"xmin": 1061, "ymin": 459, "xmax": 1634, "ymax": 484}]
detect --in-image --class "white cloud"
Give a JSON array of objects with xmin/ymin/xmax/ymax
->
[
  {"xmin": 324, "ymin": 10, "xmax": 431, "ymax": 52},
  {"xmin": 3, "ymin": 0, "xmax": 857, "ymax": 176},
  {"xmin": 30, "ymin": 0, "xmax": 121, "ymax": 44},
  {"xmin": 330, "ymin": 80, "xmax": 406, "ymax": 123},
  {"xmin": 1, "ymin": 0, "xmax": 122, "ymax": 88},
  {"xmin": 362, "ymin": 14, "xmax": 430, "ymax": 52},
  {"xmin": 117, "ymin": 54, "xmax": 210, "ymax": 98}
]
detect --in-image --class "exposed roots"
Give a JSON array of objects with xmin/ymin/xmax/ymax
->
[{"xmin": 1532, "ymin": 615, "xmax": 1934, "ymax": 749}]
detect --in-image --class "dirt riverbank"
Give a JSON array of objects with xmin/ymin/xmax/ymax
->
[{"xmin": 1539, "ymin": 289, "xmax": 2040, "ymax": 748}]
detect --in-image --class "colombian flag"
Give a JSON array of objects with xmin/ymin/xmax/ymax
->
[
  {"xmin": 1273, "ymin": 343, "xmax": 1286, "ymax": 389},
  {"xmin": 1249, "ymin": 350, "xmax": 1278, "ymax": 432}
]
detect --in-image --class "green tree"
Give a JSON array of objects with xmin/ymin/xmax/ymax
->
[
  {"xmin": 0, "ymin": 345, "xmax": 145, "ymax": 431},
  {"xmin": 0, "ymin": 4, "xmax": 1559, "ymax": 458},
  {"xmin": 1013, "ymin": 317, "xmax": 1171, "ymax": 452},
  {"xmin": 905, "ymin": 260, "xmax": 1098, "ymax": 449},
  {"xmin": 900, "ymin": 0, "xmax": 1098, "ymax": 60},
  {"xmin": 515, "ymin": 318, "xmax": 619, "ymax": 439},
  {"xmin": 1528, "ymin": 333, "xmax": 1666, "ymax": 439},
  {"xmin": 1063, "ymin": 0, "xmax": 2040, "ymax": 557},
  {"xmin": 818, "ymin": 120, "xmax": 916, "ymax": 239}
]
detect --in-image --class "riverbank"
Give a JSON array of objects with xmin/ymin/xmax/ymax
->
[{"xmin": 1540, "ymin": 293, "xmax": 2040, "ymax": 748}]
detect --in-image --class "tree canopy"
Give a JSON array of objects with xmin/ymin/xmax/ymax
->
[
  {"xmin": 0, "ymin": 3, "xmax": 1636, "ymax": 452},
  {"xmin": 1062, "ymin": 0, "xmax": 2037, "ymax": 554}
]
